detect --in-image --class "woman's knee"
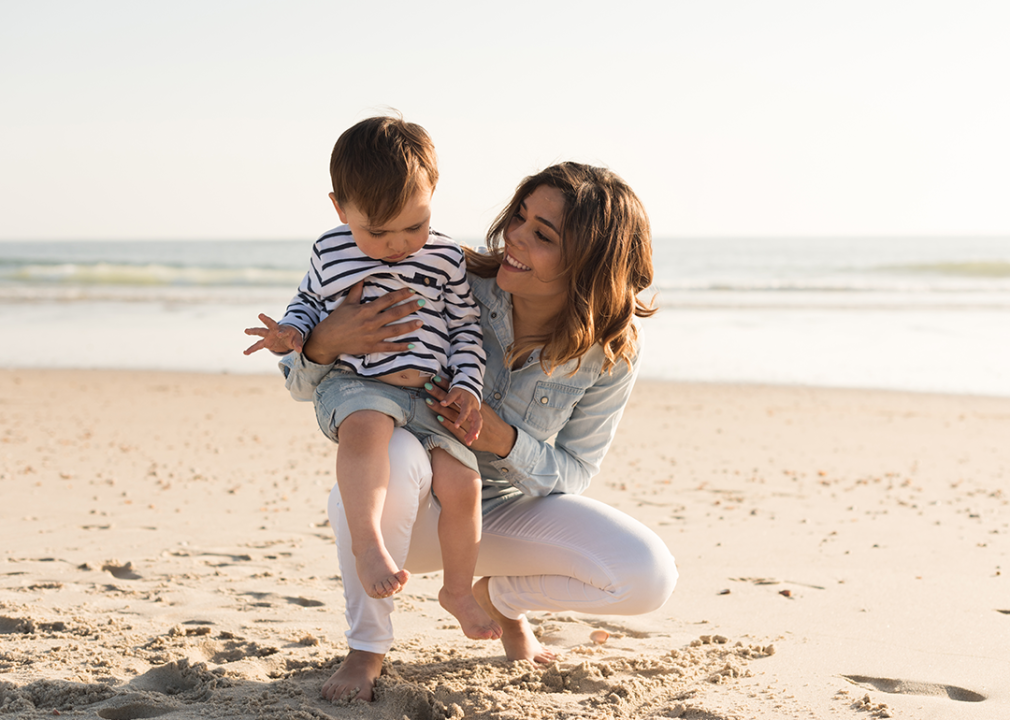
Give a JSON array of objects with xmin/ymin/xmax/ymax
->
[{"xmin": 617, "ymin": 537, "xmax": 679, "ymax": 614}]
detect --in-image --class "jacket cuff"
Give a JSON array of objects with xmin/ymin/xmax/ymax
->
[
  {"xmin": 279, "ymin": 352, "xmax": 333, "ymax": 402},
  {"xmin": 485, "ymin": 427, "xmax": 538, "ymax": 495}
]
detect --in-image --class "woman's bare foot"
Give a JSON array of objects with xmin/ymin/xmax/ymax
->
[
  {"xmin": 473, "ymin": 577, "xmax": 556, "ymax": 663},
  {"xmin": 321, "ymin": 650, "xmax": 384, "ymax": 702},
  {"xmin": 439, "ymin": 586, "xmax": 503, "ymax": 640},
  {"xmin": 355, "ymin": 544, "xmax": 409, "ymax": 599}
]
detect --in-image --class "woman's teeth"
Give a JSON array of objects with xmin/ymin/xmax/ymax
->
[{"xmin": 505, "ymin": 253, "xmax": 531, "ymax": 270}]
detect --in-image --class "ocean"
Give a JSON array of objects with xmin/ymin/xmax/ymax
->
[{"xmin": 1, "ymin": 236, "xmax": 1009, "ymax": 397}]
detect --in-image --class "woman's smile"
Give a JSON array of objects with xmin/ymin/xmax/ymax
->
[
  {"xmin": 502, "ymin": 251, "xmax": 531, "ymax": 271},
  {"xmin": 496, "ymin": 184, "xmax": 567, "ymax": 306}
]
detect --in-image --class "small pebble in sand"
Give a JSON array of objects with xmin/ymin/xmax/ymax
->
[
  {"xmin": 590, "ymin": 629, "xmax": 609, "ymax": 644},
  {"xmin": 779, "ymin": 589, "xmax": 793, "ymax": 598}
]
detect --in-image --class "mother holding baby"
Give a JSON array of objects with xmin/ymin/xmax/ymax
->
[{"xmin": 269, "ymin": 157, "xmax": 678, "ymax": 701}]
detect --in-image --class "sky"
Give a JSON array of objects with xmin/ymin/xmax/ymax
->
[{"xmin": 2, "ymin": 0, "xmax": 1010, "ymax": 242}]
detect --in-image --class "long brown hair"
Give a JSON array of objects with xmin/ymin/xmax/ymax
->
[{"xmin": 466, "ymin": 162, "xmax": 654, "ymax": 375}]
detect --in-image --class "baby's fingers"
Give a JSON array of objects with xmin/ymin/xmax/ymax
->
[
  {"xmin": 460, "ymin": 408, "xmax": 482, "ymax": 445},
  {"xmin": 243, "ymin": 338, "xmax": 266, "ymax": 355}
]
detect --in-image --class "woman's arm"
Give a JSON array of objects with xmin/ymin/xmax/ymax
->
[
  {"xmin": 428, "ymin": 349, "xmax": 641, "ymax": 496},
  {"xmin": 279, "ymin": 281, "xmax": 425, "ymax": 400},
  {"xmin": 496, "ymin": 353, "xmax": 640, "ymax": 496},
  {"xmin": 301, "ymin": 281, "xmax": 425, "ymax": 364}
]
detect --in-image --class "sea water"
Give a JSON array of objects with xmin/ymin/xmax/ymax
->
[{"xmin": 1, "ymin": 236, "xmax": 1008, "ymax": 397}]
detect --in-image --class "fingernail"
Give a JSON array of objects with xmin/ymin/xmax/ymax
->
[
  {"xmin": 408, "ymin": 343, "xmax": 416, "ymax": 350},
  {"xmin": 433, "ymin": 375, "xmax": 441, "ymax": 383},
  {"xmin": 425, "ymin": 398, "xmax": 433, "ymax": 405},
  {"xmin": 437, "ymin": 415, "xmax": 445, "ymax": 422},
  {"xmin": 417, "ymin": 299, "xmax": 426, "ymax": 306},
  {"xmin": 424, "ymin": 383, "xmax": 433, "ymax": 391}
]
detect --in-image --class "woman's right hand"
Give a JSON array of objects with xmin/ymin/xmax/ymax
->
[{"xmin": 302, "ymin": 280, "xmax": 425, "ymax": 365}]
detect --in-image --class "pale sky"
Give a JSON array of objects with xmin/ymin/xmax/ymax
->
[{"xmin": 2, "ymin": 0, "xmax": 1009, "ymax": 241}]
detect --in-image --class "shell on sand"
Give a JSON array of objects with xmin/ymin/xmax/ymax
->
[{"xmin": 590, "ymin": 629, "xmax": 610, "ymax": 644}]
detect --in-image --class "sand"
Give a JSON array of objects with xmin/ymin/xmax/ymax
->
[{"xmin": 1, "ymin": 369, "xmax": 1007, "ymax": 719}]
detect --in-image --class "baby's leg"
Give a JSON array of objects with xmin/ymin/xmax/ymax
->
[
  {"xmin": 430, "ymin": 449, "xmax": 501, "ymax": 640},
  {"xmin": 337, "ymin": 410, "xmax": 408, "ymax": 599}
]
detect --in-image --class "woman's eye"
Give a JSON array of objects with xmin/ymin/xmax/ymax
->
[{"xmin": 535, "ymin": 231, "xmax": 551, "ymax": 243}]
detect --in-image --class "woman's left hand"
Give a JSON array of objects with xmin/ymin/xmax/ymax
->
[{"xmin": 425, "ymin": 377, "xmax": 518, "ymax": 458}]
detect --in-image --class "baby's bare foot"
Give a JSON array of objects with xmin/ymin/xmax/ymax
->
[
  {"xmin": 439, "ymin": 586, "xmax": 503, "ymax": 640},
  {"xmin": 473, "ymin": 577, "xmax": 555, "ymax": 663},
  {"xmin": 355, "ymin": 545, "xmax": 409, "ymax": 599}
]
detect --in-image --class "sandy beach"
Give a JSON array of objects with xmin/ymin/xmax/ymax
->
[{"xmin": 1, "ymin": 369, "xmax": 1007, "ymax": 719}]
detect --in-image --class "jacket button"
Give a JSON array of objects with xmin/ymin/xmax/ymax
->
[
  {"xmin": 493, "ymin": 392, "xmax": 502, "ymax": 400},
  {"xmin": 491, "ymin": 312, "xmax": 497, "ymax": 319},
  {"xmin": 540, "ymin": 396, "xmax": 549, "ymax": 404}
]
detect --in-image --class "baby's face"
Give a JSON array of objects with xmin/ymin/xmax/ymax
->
[{"xmin": 333, "ymin": 184, "xmax": 433, "ymax": 262}]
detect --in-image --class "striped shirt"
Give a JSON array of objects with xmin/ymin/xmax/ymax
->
[{"xmin": 279, "ymin": 225, "xmax": 485, "ymax": 401}]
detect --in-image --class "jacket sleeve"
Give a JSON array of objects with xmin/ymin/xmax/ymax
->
[
  {"xmin": 485, "ymin": 349, "xmax": 641, "ymax": 497},
  {"xmin": 278, "ymin": 352, "xmax": 334, "ymax": 402}
]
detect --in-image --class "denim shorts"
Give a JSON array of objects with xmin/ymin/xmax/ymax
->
[{"xmin": 314, "ymin": 369, "xmax": 478, "ymax": 473}]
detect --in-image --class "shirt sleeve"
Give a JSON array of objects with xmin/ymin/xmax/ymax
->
[
  {"xmin": 278, "ymin": 242, "xmax": 328, "ymax": 338},
  {"xmin": 442, "ymin": 255, "xmax": 486, "ymax": 403},
  {"xmin": 487, "ymin": 349, "xmax": 641, "ymax": 497}
]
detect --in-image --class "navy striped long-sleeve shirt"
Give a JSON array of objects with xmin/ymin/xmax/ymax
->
[{"xmin": 279, "ymin": 225, "xmax": 485, "ymax": 401}]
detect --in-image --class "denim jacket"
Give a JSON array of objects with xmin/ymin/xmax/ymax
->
[{"xmin": 281, "ymin": 274, "xmax": 641, "ymax": 513}]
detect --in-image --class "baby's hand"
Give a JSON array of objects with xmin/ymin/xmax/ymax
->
[
  {"xmin": 442, "ymin": 386, "xmax": 483, "ymax": 446},
  {"xmin": 243, "ymin": 314, "xmax": 304, "ymax": 355}
]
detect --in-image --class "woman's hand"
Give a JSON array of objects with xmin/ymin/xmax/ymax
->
[
  {"xmin": 425, "ymin": 377, "xmax": 517, "ymax": 457},
  {"xmin": 437, "ymin": 386, "xmax": 483, "ymax": 446},
  {"xmin": 303, "ymin": 281, "xmax": 425, "ymax": 365}
]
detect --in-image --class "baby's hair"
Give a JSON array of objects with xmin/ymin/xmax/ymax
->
[{"xmin": 330, "ymin": 114, "xmax": 438, "ymax": 226}]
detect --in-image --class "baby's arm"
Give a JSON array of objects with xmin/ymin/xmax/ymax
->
[
  {"xmin": 243, "ymin": 314, "xmax": 305, "ymax": 355},
  {"xmin": 440, "ymin": 385, "xmax": 483, "ymax": 446}
]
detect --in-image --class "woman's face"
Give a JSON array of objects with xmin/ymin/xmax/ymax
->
[{"xmin": 497, "ymin": 184, "xmax": 567, "ymax": 306}]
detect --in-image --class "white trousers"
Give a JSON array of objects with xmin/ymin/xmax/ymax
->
[{"xmin": 327, "ymin": 429, "xmax": 679, "ymax": 654}]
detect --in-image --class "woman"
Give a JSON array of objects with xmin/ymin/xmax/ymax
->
[{"xmin": 282, "ymin": 162, "xmax": 678, "ymax": 702}]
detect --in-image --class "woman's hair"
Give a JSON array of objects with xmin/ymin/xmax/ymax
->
[{"xmin": 466, "ymin": 162, "xmax": 655, "ymax": 375}]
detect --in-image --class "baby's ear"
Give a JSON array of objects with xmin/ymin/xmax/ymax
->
[{"xmin": 329, "ymin": 193, "xmax": 349, "ymax": 223}]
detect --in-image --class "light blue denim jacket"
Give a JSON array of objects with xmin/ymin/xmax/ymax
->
[{"xmin": 280, "ymin": 274, "xmax": 641, "ymax": 514}]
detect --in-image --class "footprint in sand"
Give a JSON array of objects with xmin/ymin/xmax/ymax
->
[
  {"xmin": 285, "ymin": 596, "xmax": 324, "ymax": 607},
  {"xmin": 97, "ymin": 701, "xmax": 174, "ymax": 720},
  {"xmin": 842, "ymin": 675, "xmax": 986, "ymax": 702},
  {"xmin": 102, "ymin": 562, "xmax": 141, "ymax": 580}
]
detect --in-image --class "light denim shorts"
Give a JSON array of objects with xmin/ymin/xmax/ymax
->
[{"xmin": 314, "ymin": 368, "xmax": 478, "ymax": 473}]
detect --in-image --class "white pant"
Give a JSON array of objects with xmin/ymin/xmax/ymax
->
[{"xmin": 328, "ymin": 429, "xmax": 679, "ymax": 654}]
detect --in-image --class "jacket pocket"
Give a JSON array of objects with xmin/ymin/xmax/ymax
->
[{"xmin": 523, "ymin": 381, "xmax": 583, "ymax": 433}]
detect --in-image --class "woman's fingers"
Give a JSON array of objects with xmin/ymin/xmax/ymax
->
[{"xmin": 424, "ymin": 378, "xmax": 482, "ymax": 446}]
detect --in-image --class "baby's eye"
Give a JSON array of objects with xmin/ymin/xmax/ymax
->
[{"xmin": 369, "ymin": 231, "xmax": 385, "ymax": 238}]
